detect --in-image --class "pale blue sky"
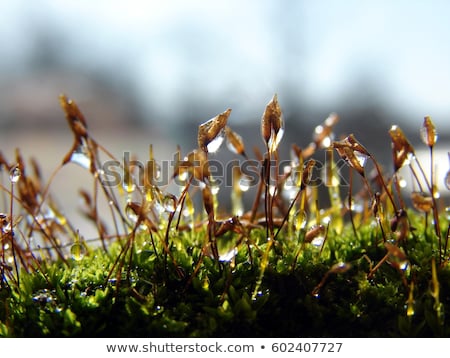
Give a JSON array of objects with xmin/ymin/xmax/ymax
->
[{"xmin": 1, "ymin": 0, "xmax": 449, "ymax": 129}]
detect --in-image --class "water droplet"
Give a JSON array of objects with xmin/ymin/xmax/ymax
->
[
  {"xmin": 178, "ymin": 169, "xmax": 189, "ymax": 182},
  {"xmin": 163, "ymin": 195, "xmax": 177, "ymax": 213},
  {"xmin": 330, "ymin": 262, "xmax": 351, "ymax": 274},
  {"xmin": 311, "ymin": 288, "xmax": 320, "ymax": 298},
  {"xmin": 239, "ymin": 179, "xmax": 251, "ymax": 192},
  {"xmin": 126, "ymin": 204, "xmax": 139, "ymax": 223},
  {"xmin": 9, "ymin": 166, "xmax": 21, "ymax": 183},
  {"xmin": 405, "ymin": 302, "xmax": 415, "ymax": 317},
  {"xmin": 295, "ymin": 210, "xmax": 308, "ymax": 230},
  {"xmin": 70, "ymin": 143, "xmax": 91, "ymax": 170},
  {"xmin": 225, "ymin": 126, "xmax": 246, "ymax": 156},
  {"xmin": 269, "ymin": 127, "xmax": 285, "ymax": 153},
  {"xmin": 354, "ymin": 152, "xmax": 368, "ymax": 168},
  {"xmin": 348, "ymin": 198, "xmax": 364, "ymax": 213},
  {"xmin": 398, "ymin": 177, "xmax": 408, "ymax": 188},
  {"xmin": 70, "ymin": 243, "xmax": 86, "ymax": 261},
  {"xmin": 32, "ymin": 289, "xmax": 57, "ymax": 310},
  {"xmin": 122, "ymin": 180, "xmax": 136, "ymax": 194},
  {"xmin": 210, "ymin": 179, "xmax": 221, "ymax": 195},
  {"xmin": 219, "ymin": 248, "xmax": 238, "ymax": 262},
  {"xmin": 399, "ymin": 260, "xmax": 409, "ymax": 271},
  {"xmin": 311, "ymin": 235, "xmax": 325, "ymax": 247},
  {"xmin": 268, "ymin": 185, "xmax": 276, "ymax": 197},
  {"xmin": 322, "ymin": 216, "xmax": 331, "ymax": 225},
  {"xmin": 206, "ymin": 130, "xmax": 225, "ymax": 153}
]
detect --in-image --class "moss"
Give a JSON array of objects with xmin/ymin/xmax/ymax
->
[{"xmin": 0, "ymin": 94, "xmax": 449, "ymax": 337}]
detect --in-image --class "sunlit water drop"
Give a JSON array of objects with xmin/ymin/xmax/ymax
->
[
  {"xmin": 239, "ymin": 179, "xmax": 251, "ymax": 192},
  {"xmin": 9, "ymin": 166, "xmax": 21, "ymax": 183},
  {"xmin": 206, "ymin": 130, "xmax": 225, "ymax": 153},
  {"xmin": 311, "ymin": 235, "xmax": 325, "ymax": 247},
  {"xmin": 122, "ymin": 180, "xmax": 136, "ymax": 194},
  {"xmin": 163, "ymin": 195, "xmax": 177, "ymax": 213},
  {"xmin": 295, "ymin": 210, "xmax": 308, "ymax": 230},
  {"xmin": 70, "ymin": 144, "xmax": 91, "ymax": 170},
  {"xmin": 70, "ymin": 243, "xmax": 86, "ymax": 261},
  {"xmin": 219, "ymin": 248, "xmax": 238, "ymax": 262},
  {"xmin": 355, "ymin": 152, "xmax": 369, "ymax": 168}
]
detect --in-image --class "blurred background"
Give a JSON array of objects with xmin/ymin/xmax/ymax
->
[{"xmin": 0, "ymin": 0, "xmax": 449, "ymax": 237}]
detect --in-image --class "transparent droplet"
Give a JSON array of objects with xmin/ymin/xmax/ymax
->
[
  {"xmin": 210, "ymin": 179, "xmax": 221, "ymax": 195},
  {"xmin": 154, "ymin": 163, "xmax": 162, "ymax": 180},
  {"xmin": 322, "ymin": 216, "xmax": 331, "ymax": 225},
  {"xmin": 311, "ymin": 288, "xmax": 320, "ymax": 298},
  {"xmin": 311, "ymin": 235, "xmax": 325, "ymax": 247},
  {"xmin": 70, "ymin": 144, "xmax": 91, "ymax": 170},
  {"xmin": 354, "ymin": 152, "xmax": 369, "ymax": 168},
  {"xmin": 163, "ymin": 195, "xmax": 177, "ymax": 213},
  {"xmin": 178, "ymin": 169, "xmax": 189, "ymax": 182},
  {"xmin": 206, "ymin": 130, "xmax": 225, "ymax": 153},
  {"xmin": 398, "ymin": 177, "xmax": 408, "ymax": 188},
  {"xmin": 239, "ymin": 179, "xmax": 251, "ymax": 192},
  {"xmin": 348, "ymin": 198, "xmax": 364, "ymax": 213},
  {"xmin": 269, "ymin": 184, "xmax": 276, "ymax": 197},
  {"xmin": 9, "ymin": 166, "xmax": 21, "ymax": 183},
  {"xmin": 32, "ymin": 289, "xmax": 57, "ymax": 308},
  {"xmin": 122, "ymin": 180, "xmax": 136, "ymax": 194},
  {"xmin": 219, "ymin": 248, "xmax": 238, "ymax": 262},
  {"xmin": 406, "ymin": 302, "xmax": 415, "ymax": 317},
  {"xmin": 70, "ymin": 243, "xmax": 86, "ymax": 261},
  {"xmin": 295, "ymin": 210, "xmax": 308, "ymax": 230},
  {"xmin": 125, "ymin": 204, "xmax": 139, "ymax": 223},
  {"xmin": 269, "ymin": 127, "xmax": 284, "ymax": 153},
  {"xmin": 399, "ymin": 260, "xmax": 409, "ymax": 271}
]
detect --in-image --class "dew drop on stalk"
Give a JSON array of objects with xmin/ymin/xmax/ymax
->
[
  {"xmin": 398, "ymin": 260, "xmax": 409, "ymax": 271},
  {"xmin": 206, "ymin": 130, "xmax": 225, "ymax": 153},
  {"xmin": 70, "ymin": 143, "xmax": 91, "ymax": 170},
  {"xmin": 239, "ymin": 179, "xmax": 251, "ymax": 192},
  {"xmin": 354, "ymin": 152, "xmax": 369, "ymax": 168},
  {"xmin": 210, "ymin": 179, "xmax": 221, "ymax": 195},
  {"xmin": 295, "ymin": 210, "xmax": 308, "ymax": 230},
  {"xmin": 125, "ymin": 204, "xmax": 139, "ymax": 223},
  {"xmin": 9, "ymin": 165, "xmax": 21, "ymax": 183},
  {"xmin": 311, "ymin": 235, "xmax": 325, "ymax": 247},
  {"xmin": 398, "ymin": 176, "xmax": 408, "ymax": 188},
  {"xmin": 219, "ymin": 247, "xmax": 238, "ymax": 262},
  {"xmin": 70, "ymin": 243, "xmax": 86, "ymax": 261},
  {"xmin": 163, "ymin": 195, "xmax": 177, "ymax": 213}
]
